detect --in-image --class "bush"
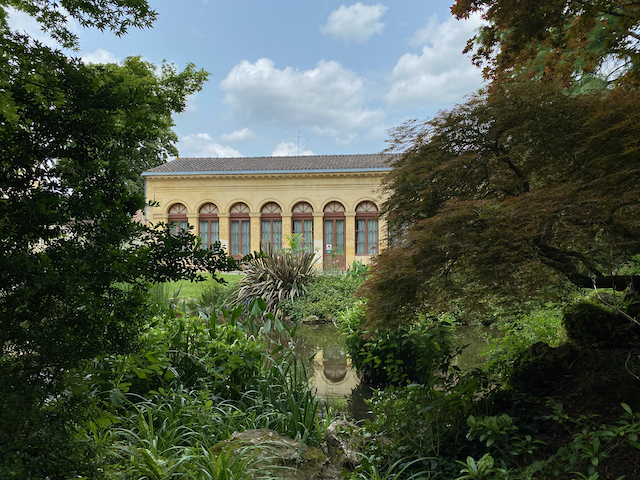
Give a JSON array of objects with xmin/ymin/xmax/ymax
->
[
  {"xmin": 0, "ymin": 392, "xmax": 99, "ymax": 479},
  {"xmin": 483, "ymin": 303, "xmax": 568, "ymax": 378},
  {"xmin": 351, "ymin": 369, "xmax": 494, "ymax": 480},
  {"xmin": 198, "ymin": 279, "xmax": 235, "ymax": 310},
  {"xmin": 336, "ymin": 302, "xmax": 457, "ymax": 387},
  {"xmin": 231, "ymin": 245, "xmax": 317, "ymax": 316},
  {"xmin": 88, "ymin": 312, "xmax": 268, "ymax": 401},
  {"xmin": 282, "ymin": 272, "xmax": 365, "ymax": 322},
  {"xmin": 86, "ymin": 300, "xmax": 330, "ymax": 477},
  {"xmin": 563, "ymin": 300, "xmax": 632, "ymax": 346}
]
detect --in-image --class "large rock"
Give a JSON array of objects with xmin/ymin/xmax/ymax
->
[
  {"xmin": 510, "ymin": 342, "xmax": 580, "ymax": 394},
  {"xmin": 212, "ymin": 429, "xmax": 342, "ymax": 480},
  {"xmin": 324, "ymin": 420, "xmax": 361, "ymax": 468}
]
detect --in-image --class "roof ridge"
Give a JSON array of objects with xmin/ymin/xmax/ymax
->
[
  {"xmin": 172, "ymin": 153, "xmax": 387, "ymax": 160},
  {"xmin": 144, "ymin": 153, "xmax": 398, "ymax": 175}
]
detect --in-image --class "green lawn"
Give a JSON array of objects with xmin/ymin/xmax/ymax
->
[{"xmin": 164, "ymin": 272, "xmax": 243, "ymax": 300}]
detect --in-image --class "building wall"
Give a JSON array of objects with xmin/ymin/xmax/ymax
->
[{"xmin": 144, "ymin": 171, "xmax": 388, "ymax": 269}]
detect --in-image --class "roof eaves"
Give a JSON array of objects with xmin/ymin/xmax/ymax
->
[{"xmin": 141, "ymin": 167, "xmax": 393, "ymax": 177}]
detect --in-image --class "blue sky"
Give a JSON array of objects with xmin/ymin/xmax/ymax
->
[{"xmin": 8, "ymin": 1, "xmax": 485, "ymax": 158}]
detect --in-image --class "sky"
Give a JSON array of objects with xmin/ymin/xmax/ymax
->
[{"xmin": 8, "ymin": 1, "xmax": 485, "ymax": 159}]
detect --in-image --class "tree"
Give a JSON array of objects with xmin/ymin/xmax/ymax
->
[
  {"xmin": 452, "ymin": 0, "xmax": 640, "ymax": 87},
  {"xmin": 0, "ymin": 0, "xmax": 157, "ymax": 49},
  {"xmin": 362, "ymin": 81, "xmax": 640, "ymax": 327},
  {"xmin": 0, "ymin": 3, "xmax": 231, "ymax": 476}
]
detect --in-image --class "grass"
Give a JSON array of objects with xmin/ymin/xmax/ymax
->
[{"xmin": 165, "ymin": 273, "xmax": 243, "ymax": 301}]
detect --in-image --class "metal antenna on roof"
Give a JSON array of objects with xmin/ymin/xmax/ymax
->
[{"xmin": 287, "ymin": 130, "xmax": 311, "ymax": 155}]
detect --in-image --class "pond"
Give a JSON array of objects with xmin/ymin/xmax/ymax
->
[{"xmin": 291, "ymin": 322, "xmax": 498, "ymax": 418}]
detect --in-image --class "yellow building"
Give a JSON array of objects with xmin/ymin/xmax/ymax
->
[{"xmin": 142, "ymin": 154, "xmax": 395, "ymax": 270}]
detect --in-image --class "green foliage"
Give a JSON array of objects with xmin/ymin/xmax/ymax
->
[
  {"xmin": 0, "ymin": 7, "xmax": 224, "ymax": 476},
  {"xmin": 347, "ymin": 260, "xmax": 370, "ymax": 278},
  {"xmin": 161, "ymin": 273, "xmax": 243, "ymax": 306},
  {"xmin": 281, "ymin": 272, "xmax": 366, "ymax": 322},
  {"xmin": 0, "ymin": 392, "xmax": 100, "ymax": 479},
  {"xmin": 354, "ymin": 372, "xmax": 494, "ymax": 480},
  {"xmin": 88, "ymin": 297, "xmax": 303, "ymax": 402},
  {"xmin": 198, "ymin": 279, "xmax": 236, "ymax": 310},
  {"xmin": 365, "ymin": 81, "xmax": 640, "ymax": 327},
  {"xmin": 246, "ymin": 351, "xmax": 330, "ymax": 448},
  {"xmin": 347, "ymin": 455, "xmax": 435, "ymax": 480},
  {"xmin": 82, "ymin": 302, "xmax": 328, "ymax": 477},
  {"xmin": 112, "ymin": 316, "xmax": 266, "ymax": 399},
  {"xmin": 456, "ymin": 401, "xmax": 640, "ymax": 479},
  {"xmin": 106, "ymin": 390, "xmax": 285, "ymax": 480},
  {"xmin": 452, "ymin": 0, "xmax": 640, "ymax": 87},
  {"xmin": 285, "ymin": 232, "xmax": 306, "ymax": 254},
  {"xmin": 483, "ymin": 304, "xmax": 568, "ymax": 376},
  {"xmin": 2, "ymin": 0, "xmax": 157, "ymax": 50},
  {"xmin": 337, "ymin": 302, "xmax": 457, "ymax": 387},
  {"xmin": 618, "ymin": 254, "xmax": 640, "ymax": 276},
  {"xmin": 466, "ymin": 414, "xmax": 544, "ymax": 460},
  {"xmin": 231, "ymin": 245, "xmax": 318, "ymax": 316},
  {"xmin": 540, "ymin": 401, "xmax": 640, "ymax": 478},
  {"xmin": 455, "ymin": 454, "xmax": 509, "ymax": 480}
]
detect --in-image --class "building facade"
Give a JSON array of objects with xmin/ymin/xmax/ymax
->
[{"xmin": 142, "ymin": 154, "xmax": 395, "ymax": 270}]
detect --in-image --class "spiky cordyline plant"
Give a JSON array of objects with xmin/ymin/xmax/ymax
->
[{"xmin": 232, "ymin": 244, "xmax": 318, "ymax": 317}]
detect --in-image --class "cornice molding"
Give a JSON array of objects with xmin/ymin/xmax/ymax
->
[{"xmin": 145, "ymin": 171, "xmax": 390, "ymax": 181}]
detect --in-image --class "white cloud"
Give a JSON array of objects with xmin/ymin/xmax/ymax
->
[
  {"xmin": 6, "ymin": 6, "xmax": 79, "ymax": 47},
  {"xmin": 7, "ymin": 8, "xmax": 57, "ymax": 46},
  {"xmin": 387, "ymin": 13, "xmax": 485, "ymax": 109},
  {"xmin": 335, "ymin": 133, "xmax": 358, "ymax": 146},
  {"xmin": 320, "ymin": 3, "xmax": 388, "ymax": 44},
  {"xmin": 81, "ymin": 48, "xmax": 120, "ymax": 64},
  {"xmin": 184, "ymin": 93, "xmax": 199, "ymax": 113},
  {"xmin": 271, "ymin": 141, "xmax": 314, "ymax": 157},
  {"xmin": 180, "ymin": 133, "xmax": 243, "ymax": 157},
  {"xmin": 364, "ymin": 123, "xmax": 391, "ymax": 142},
  {"xmin": 220, "ymin": 58, "xmax": 384, "ymax": 143},
  {"xmin": 220, "ymin": 128, "xmax": 257, "ymax": 142}
]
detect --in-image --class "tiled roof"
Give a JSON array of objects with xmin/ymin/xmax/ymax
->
[{"xmin": 142, "ymin": 154, "xmax": 397, "ymax": 175}]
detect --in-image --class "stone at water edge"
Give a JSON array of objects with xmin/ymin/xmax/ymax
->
[
  {"xmin": 324, "ymin": 420, "xmax": 361, "ymax": 468},
  {"xmin": 212, "ymin": 428, "xmax": 342, "ymax": 480}
]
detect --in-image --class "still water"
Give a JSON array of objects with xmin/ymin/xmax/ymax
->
[
  {"xmin": 292, "ymin": 322, "xmax": 496, "ymax": 418},
  {"xmin": 293, "ymin": 322, "xmax": 360, "ymax": 401}
]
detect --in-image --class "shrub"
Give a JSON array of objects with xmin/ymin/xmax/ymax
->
[
  {"xmin": 336, "ymin": 302, "xmax": 457, "ymax": 387},
  {"xmin": 198, "ymin": 278, "xmax": 235, "ymax": 310},
  {"xmin": 563, "ymin": 300, "xmax": 632, "ymax": 346},
  {"xmin": 282, "ymin": 272, "xmax": 365, "ymax": 322},
  {"xmin": 346, "ymin": 259, "xmax": 370, "ymax": 278},
  {"xmin": 352, "ymin": 369, "xmax": 494, "ymax": 480},
  {"xmin": 231, "ymin": 245, "xmax": 317, "ymax": 316},
  {"xmin": 89, "ymin": 312, "xmax": 268, "ymax": 401},
  {"xmin": 0, "ymin": 392, "xmax": 100, "ymax": 479},
  {"xmin": 482, "ymin": 303, "xmax": 568, "ymax": 378}
]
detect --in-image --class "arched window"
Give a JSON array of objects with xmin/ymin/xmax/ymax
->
[
  {"xmin": 323, "ymin": 201, "xmax": 346, "ymax": 270},
  {"xmin": 229, "ymin": 202, "xmax": 250, "ymax": 258},
  {"xmin": 168, "ymin": 203, "xmax": 188, "ymax": 234},
  {"xmin": 292, "ymin": 202, "xmax": 313, "ymax": 253},
  {"xmin": 355, "ymin": 201, "xmax": 378, "ymax": 255},
  {"xmin": 260, "ymin": 202, "xmax": 282, "ymax": 251},
  {"xmin": 198, "ymin": 203, "xmax": 219, "ymax": 249}
]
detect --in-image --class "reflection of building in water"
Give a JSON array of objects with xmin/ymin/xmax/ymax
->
[{"xmin": 312, "ymin": 349, "xmax": 359, "ymax": 398}]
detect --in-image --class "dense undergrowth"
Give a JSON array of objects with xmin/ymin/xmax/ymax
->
[
  {"xmin": 6, "ymin": 245, "xmax": 640, "ymax": 479},
  {"xmin": 338, "ymin": 288, "xmax": 640, "ymax": 480},
  {"xmin": 10, "ymin": 296, "xmax": 329, "ymax": 479},
  {"xmin": 281, "ymin": 262, "xmax": 368, "ymax": 322}
]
